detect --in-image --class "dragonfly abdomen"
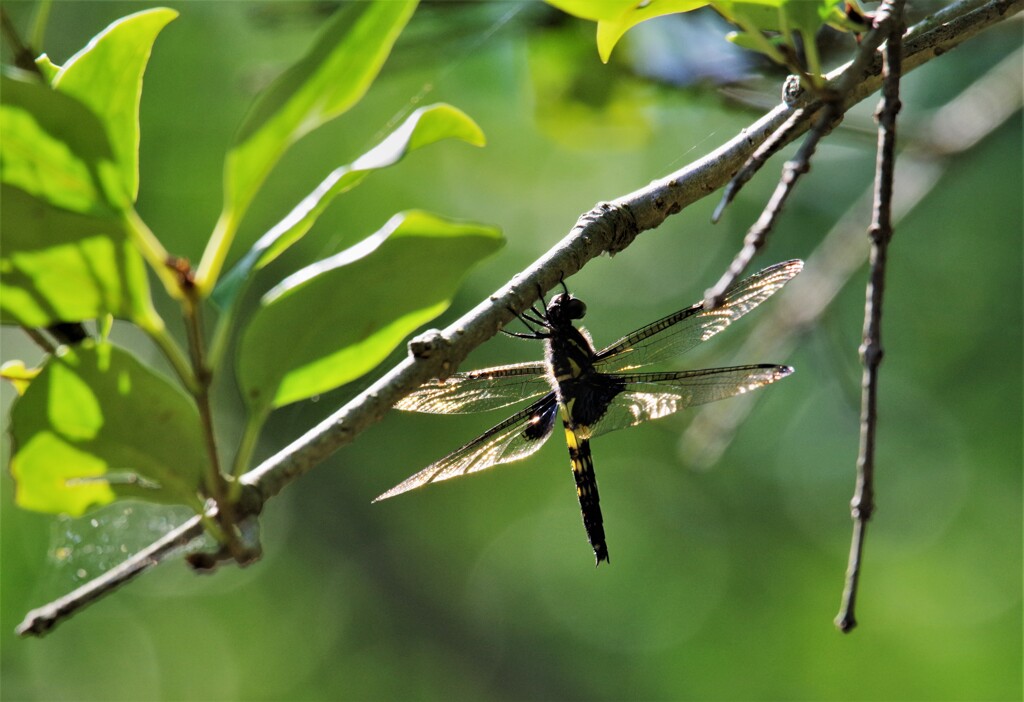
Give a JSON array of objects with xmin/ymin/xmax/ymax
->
[{"xmin": 560, "ymin": 404, "xmax": 609, "ymax": 565}]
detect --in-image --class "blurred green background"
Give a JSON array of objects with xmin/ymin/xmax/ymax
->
[{"xmin": 1, "ymin": 2, "xmax": 1020, "ymax": 700}]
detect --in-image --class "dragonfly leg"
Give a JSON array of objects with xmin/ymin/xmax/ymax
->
[{"xmin": 502, "ymin": 304, "xmax": 549, "ymax": 339}]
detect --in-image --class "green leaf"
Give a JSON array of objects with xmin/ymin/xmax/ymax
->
[
  {"xmin": 714, "ymin": 0, "xmax": 835, "ymax": 76},
  {"xmin": 712, "ymin": 0, "xmax": 831, "ymax": 34},
  {"xmin": 0, "ymin": 72, "xmax": 128, "ymax": 215},
  {"xmin": 1, "ymin": 360, "xmax": 40, "ymax": 396},
  {"xmin": 9, "ymin": 341, "xmax": 208, "ymax": 516},
  {"xmin": 544, "ymin": 0, "xmax": 637, "ymax": 22},
  {"xmin": 712, "ymin": 0, "xmax": 783, "ymax": 30},
  {"xmin": 34, "ymin": 54, "xmax": 61, "ymax": 82},
  {"xmin": 213, "ymin": 103, "xmax": 485, "ymax": 308},
  {"xmin": 0, "ymin": 184, "xmax": 157, "ymax": 328},
  {"xmin": 237, "ymin": 211, "xmax": 502, "ymax": 412},
  {"xmin": 221, "ymin": 0, "xmax": 418, "ymax": 231},
  {"xmin": 52, "ymin": 8, "xmax": 178, "ymax": 202},
  {"xmin": 596, "ymin": 1, "xmax": 710, "ymax": 62}
]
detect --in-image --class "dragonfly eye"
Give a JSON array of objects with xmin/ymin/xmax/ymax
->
[{"xmin": 565, "ymin": 297, "xmax": 586, "ymax": 320}]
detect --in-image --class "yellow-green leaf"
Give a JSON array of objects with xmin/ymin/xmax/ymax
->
[
  {"xmin": 596, "ymin": 1, "xmax": 710, "ymax": 63},
  {"xmin": 0, "ymin": 72, "xmax": 127, "ymax": 215},
  {"xmin": 9, "ymin": 342, "xmax": 208, "ymax": 516},
  {"xmin": 237, "ymin": 211, "xmax": 502, "ymax": 413},
  {"xmin": 0, "ymin": 184, "xmax": 156, "ymax": 327},
  {"xmin": 213, "ymin": 103, "xmax": 485, "ymax": 308},
  {"xmin": 1, "ymin": 360, "xmax": 41, "ymax": 396},
  {"xmin": 52, "ymin": 8, "xmax": 177, "ymax": 202},
  {"xmin": 221, "ymin": 0, "xmax": 418, "ymax": 233}
]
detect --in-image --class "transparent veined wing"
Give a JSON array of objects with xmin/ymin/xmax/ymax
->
[
  {"xmin": 375, "ymin": 393, "xmax": 559, "ymax": 501},
  {"xmin": 395, "ymin": 362, "xmax": 550, "ymax": 414},
  {"xmin": 594, "ymin": 260, "xmax": 802, "ymax": 372},
  {"xmin": 581, "ymin": 364, "xmax": 793, "ymax": 440}
]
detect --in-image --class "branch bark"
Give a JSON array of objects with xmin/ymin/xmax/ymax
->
[
  {"xmin": 16, "ymin": 0, "xmax": 1022, "ymax": 638},
  {"xmin": 242, "ymin": 0, "xmax": 1022, "ymax": 502}
]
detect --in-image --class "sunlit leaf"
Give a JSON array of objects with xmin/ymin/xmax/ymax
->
[
  {"xmin": 544, "ymin": 0, "xmax": 637, "ymax": 22},
  {"xmin": 221, "ymin": 0, "xmax": 418, "ymax": 230},
  {"xmin": 34, "ymin": 54, "xmax": 61, "ymax": 82},
  {"xmin": 712, "ymin": 0, "xmax": 831, "ymax": 34},
  {"xmin": 0, "ymin": 184, "xmax": 156, "ymax": 327},
  {"xmin": 1, "ymin": 360, "xmax": 40, "ymax": 396},
  {"xmin": 0, "ymin": 72, "xmax": 127, "ymax": 215},
  {"xmin": 9, "ymin": 341, "xmax": 208, "ymax": 516},
  {"xmin": 237, "ymin": 211, "xmax": 503, "ymax": 412},
  {"xmin": 213, "ymin": 103, "xmax": 484, "ymax": 308},
  {"xmin": 595, "ymin": 1, "xmax": 710, "ymax": 63},
  {"xmin": 52, "ymin": 8, "xmax": 178, "ymax": 202}
]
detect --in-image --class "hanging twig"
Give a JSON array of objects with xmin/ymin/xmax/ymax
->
[
  {"xmin": 682, "ymin": 42, "xmax": 1023, "ymax": 468},
  {"xmin": 14, "ymin": 0, "xmax": 1020, "ymax": 638},
  {"xmin": 835, "ymin": 0, "xmax": 906, "ymax": 634}
]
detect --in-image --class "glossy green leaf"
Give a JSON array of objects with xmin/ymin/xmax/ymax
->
[
  {"xmin": 9, "ymin": 341, "xmax": 208, "ymax": 516},
  {"xmin": 0, "ymin": 184, "xmax": 156, "ymax": 327},
  {"xmin": 52, "ymin": 8, "xmax": 178, "ymax": 202},
  {"xmin": 595, "ymin": 1, "xmax": 710, "ymax": 63},
  {"xmin": 712, "ymin": 0, "xmax": 831, "ymax": 34},
  {"xmin": 237, "ymin": 211, "xmax": 503, "ymax": 412},
  {"xmin": 544, "ymin": 0, "xmax": 637, "ymax": 22},
  {"xmin": 213, "ymin": 103, "xmax": 484, "ymax": 308},
  {"xmin": 0, "ymin": 72, "xmax": 127, "ymax": 215},
  {"xmin": 221, "ymin": 0, "xmax": 418, "ymax": 229},
  {"xmin": 713, "ymin": 0, "xmax": 834, "ymax": 75}
]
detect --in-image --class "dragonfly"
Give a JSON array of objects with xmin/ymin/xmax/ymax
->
[{"xmin": 375, "ymin": 259, "xmax": 803, "ymax": 564}]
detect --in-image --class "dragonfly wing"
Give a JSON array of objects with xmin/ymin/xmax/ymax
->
[
  {"xmin": 594, "ymin": 260, "xmax": 802, "ymax": 372},
  {"xmin": 375, "ymin": 393, "xmax": 559, "ymax": 501},
  {"xmin": 584, "ymin": 365, "xmax": 793, "ymax": 440},
  {"xmin": 395, "ymin": 362, "xmax": 550, "ymax": 414}
]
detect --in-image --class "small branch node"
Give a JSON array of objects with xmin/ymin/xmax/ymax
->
[{"xmin": 408, "ymin": 329, "xmax": 449, "ymax": 360}]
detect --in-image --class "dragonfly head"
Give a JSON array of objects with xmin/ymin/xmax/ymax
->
[{"xmin": 547, "ymin": 293, "xmax": 587, "ymax": 323}]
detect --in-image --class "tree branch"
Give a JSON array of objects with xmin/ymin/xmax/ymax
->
[{"xmin": 16, "ymin": 0, "xmax": 1021, "ymax": 638}]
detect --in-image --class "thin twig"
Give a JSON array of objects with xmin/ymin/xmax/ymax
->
[
  {"xmin": 712, "ymin": 17, "xmax": 893, "ymax": 223},
  {"xmin": 703, "ymin": 7, "xmax": 902, "ymax": 308},
  {"xmin": 711, "ymin": 103, "xmax": 807, "ymax": 224},
  {"xmin": 835, "ymin": 0, "xmax": 906, "ymax": 634},
  {"xmin": 703, "ymin": 106, "xmax": 834, "ymax": 308},
  {"xmin": 20, "ymin": 326, "xmax": 57, "ymax": 355},
  {"xmin": 14, "ymin": 0, "xmax": 1020, "ymax": 638},
  {"xmin": 182, "ymin": 298, "xmax": 251, "ymax": 562},
  {"xmin": 15, "ymin": 515, "xmax": 206, "ymax": 636},
  {"xmin": 0, "ymin": 8, "xmax": 41, "ymax": 75}
]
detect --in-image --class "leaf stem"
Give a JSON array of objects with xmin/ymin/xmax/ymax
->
[
  {"xmin": 20, "ymin": 326, "xmax": 58, "ymax": 354},
  {"xmin": 123, "ymin": 208, "xmax": 183, "ymax": 301},
  {"xmin": 229, "ymin": 410, "xmax": 267, "ymax": 501},
  {"xmin": 30, "ymin": 0, "xmax": 51, "ymax": 50},
  {"xmin": 183, "ymin": 301, "xmax": 224, "ymax": 496},
  {"xmin": 207, "ymin": 291, "xmax": 240, "ymax": 372},
  {"xmin": 143, "ymin": 321, "xmax": 199, "ymax": 394},
  {"xmin": 195, "ymin": 210, "xmax": 237, "ymax": 298}
]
